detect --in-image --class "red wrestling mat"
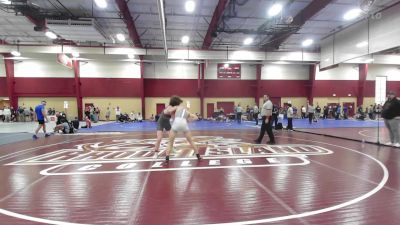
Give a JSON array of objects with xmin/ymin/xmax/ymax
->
[{"xmin": 0, "ymin": 130, "xmax": 399, "ymax": 225}]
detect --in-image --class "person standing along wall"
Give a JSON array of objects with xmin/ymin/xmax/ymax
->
[{"xmin": 381, "ymin": 91, "xmax": 400, "ymax": 147}]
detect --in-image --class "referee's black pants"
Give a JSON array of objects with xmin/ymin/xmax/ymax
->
[{"xmin": 255, "ymin": 116, "xmax": 275, "ymax": 143}]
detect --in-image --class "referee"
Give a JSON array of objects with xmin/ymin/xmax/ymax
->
[{"xmin": 254, "ymin": 94, "xmax": 275, "ymax": 144}]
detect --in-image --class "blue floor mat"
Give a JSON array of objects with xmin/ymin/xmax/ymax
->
[{"xmin": 78, "ymin": 119, "xmax": 384, "ymax": 133}]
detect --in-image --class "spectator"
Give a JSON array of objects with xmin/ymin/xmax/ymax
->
[
  {"xmin": 54, "ymin": 113, "xmax": 69, "ymax": 133},
  {"xmin": 30, "ymin": 107, "xmax": 34, "ymax": 121},
  {"xmin": 315, "ymin": 104, "xmax": 321, "ymax": 122},
  {"xmin": 137, "ymin": 113, "xmax": 143, "ymax": 122},
  {"xmin": 105, "ymin": 107, "xmax": 111, "ymax": 121},
  {"xmin": 286, "ymin": 103, "xmax": 294, "ymax": 131},
  {"xmin": 335, "ymin": 104, "xmax": 341, "ymax": 120},
  {"xmin": 3, "ymin": 106, "xmax": 11, "ymax": 122},
  {"xmin": 272, "ymin": 105, "xmax": 279, "ymax": 127},
  {"xmin": 381, "ymin": 91, "xmax": 400, "ymax": 147},
  {"xmin": 85, "ymin": 116, "xmax": 92, "ymax": 128},
  {"xmin": 236, "ymin": 104, "xmax": 242, "ymax": 124},
  {"xmin": 0, "ymin": 107, "xmax": 3, "ymax": 122},
  {"xmin": 301, "ymin": 105, "xmax": 306, "ymax": 119},
  {"xmin": 115, "ymin": 106, "xmax": 121, "ymax": 121},
  {"xmin": 253, "ymin": 104, "xmax": 259, "ymax": 125},
  {"xmin": 307, "ymin": 103, "xmax": 315, "ymax": 124},
  {"xmin": 130, "ymin": 111, "xmax": 137, "ymax": 122},
  {"xmin": 72, "ymin": 117, "xmax": 80, "ymax": 130},
  {"xmin": 18, "ymin": 106, "xmax": 24, "ymax": 122}
]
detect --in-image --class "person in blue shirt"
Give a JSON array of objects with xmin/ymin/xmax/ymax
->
[{"xmin": 33, "ymin": 100, "xmax": 50, "ymax": 139}]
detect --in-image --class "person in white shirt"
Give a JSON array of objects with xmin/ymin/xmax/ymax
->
[
  {"xmin": 115, "ymin": 106, "xmax": 121, "ymax": 121},
  {"xmin": 301, "ymin": 105, "xmax": 306, "ymax": 119},
  {"xmin": 236, "ymin": 104, "xmax": 243, "ymax": 124},
  {"xmin": 254, "ymin": 95, "xmax": 275, "ymax": 144},
  {"xmin": 307, "ymin": 103, "xmax": 315, "ymax": 124},
  {"xmin": 286, "ymin": 104, "xmax": 294, "ymax": 130},
  {"xmin": 3, "ymin": 107, "xmax": 11, "ymax": 122},
  {"xmin": 130, "ymin": 111, "xmax": 137, "ymax": 122},
  {"xmin": 137, "ymin": 113, "xmax": 143, "ymax": 122}
]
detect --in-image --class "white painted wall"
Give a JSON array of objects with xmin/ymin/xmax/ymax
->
[
  {"xmin": 367, "ymin": 64, "xmax": 400, "ymax": 81},
  {"xmin": 14, "ymin": 53, "xmax": 74, "ymax": 78},
  {"xmin": 144, "ymin": 62, "xmax": 198, "ymax": 79},
  {"xmin": 333, "ymin": 20, "xmax": 368, "ymax": 64},
  {"xmin": 80, "ymin": 61, "xmax": 140, "ymax": 78},
  {"xmin": 316, "ymin": 64, "xmax": 359, "ymax": 80},
  {"xmin": 0, "ymin": 58, "xmax": 5, "ymax": 77},
  {"xmin": 320, "ymin": 3, "xmax": 400, "ymax": 68},
  {"xmin": 261, "ymin": 64, "xmax": 309, "ymax": 80},
  {"xmin": 205, "ymin": 63, "xmax": 256, "ymax": 80}
]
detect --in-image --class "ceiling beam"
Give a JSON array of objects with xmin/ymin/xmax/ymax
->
[
  {"xmin": 202, "ymin": 0, "xmax": 229, "ymax": 49},
  {"xmin": 115, "ymin": 0, "xmax": 143, "ymax": 48},
  {"xmin": 25, "ymin": 15, "xmax": 46, "ymax": 28},
  {"xmin": 263, "ymin": 0, "xmax": 334, "ymax": 50}
]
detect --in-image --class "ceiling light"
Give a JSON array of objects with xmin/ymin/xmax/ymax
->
[
  {"xmin": 94, "ymin": 0, "xmax": 107, "ymax": 9},
  {"xmin": 181, "ymin": 35, "xmax": 190, "ymax": 44},
  {"xmin": 280, "ymin": 56, "xmax": 287, "ymax": 61},
  {"xmin": 243, "ymin": 37, "xmax": 253, "ymax": 45},
  {"xmin": 128, "ymin": 54, "xmax": 135, "ymax": 59},
  {"xmin": 224, "ymin": 63, "xmax": 229, "ymax": 68},
  {"xmin": 324, "ymin": 58, "xmax": 330, "ymax": 62},
  {"xmin": 272, "ymin": 61, "xmax": 289, "ymax": 64},
  {"xmin": 356, "ymin": 41, "xmax": 368, "ymax": 48},
  {"xmin": 71, "ymin": 52, "xmax": 80, "ymax": 58},
  {"xmin": 116, "ymin": 33, "xmax": 125, "ymax": 42},
  {"xmin": 45, "ymin": 31, "xmax": 57, "ymax": 39},
  {"xmin": 268, "ymin": 3, "xmax": 283, "ymax": 17},
  {"xmin": 365, "ymin": 58, "xmax": 374, "ymax": 63},
  {"xmin": 343, "ymin": 8, "xmax": 362, "ymax": 21},
  {"xmin": 302, "ymin": 39, "xmax": 314, "ymax": 47},
  {"xmin": 185, "ymin": 1, "xmax": 195, "ymax": 12},
  {"xmin": 11, "ymin": 51, "xmax": 20, "ymax": 57}
]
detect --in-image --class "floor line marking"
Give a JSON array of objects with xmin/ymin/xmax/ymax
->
[{"xmin": 240, "ymin": 168, "xmax": 311, "ymax": 225}]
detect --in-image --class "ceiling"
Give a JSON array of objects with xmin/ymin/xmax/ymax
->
[{"xmin": 0, "ymin": 0, "xmax": 399, "ymax": 52}]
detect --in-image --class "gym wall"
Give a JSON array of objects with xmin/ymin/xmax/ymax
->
[
  {"xmin": 146, "ymin": 97, "xmax": 201, "ymax": 118},
  {"xmin": 2, "ymin": 54, "xmax": 400, "ymax": 119},
  {"xmin": 312, "ymin": 97, "xmax": 358, "ymax": 108},
  {"xmin": 19, "ymin": 97, "xmax": 78, "ymax": 119},
  {"xmin": 82, "ymin": 97, "xmax": 142, "ymax": 120}
]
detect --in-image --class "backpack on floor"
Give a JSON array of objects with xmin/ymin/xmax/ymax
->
[{"xmin": 275, "ymin": 122, "xmax": 283, "ymax": 130}]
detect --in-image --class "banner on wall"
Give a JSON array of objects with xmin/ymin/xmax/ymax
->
[
  {"xmin": 56, "ymin": 54, "xmax": 73, "ymax": 69},
  {"xmin": 217, "ymin": 64, "xmax": 241, "ymax": 79},
  {"xmin": 64, "ymin": 101, "xmax": 69, "ymax": 109}
]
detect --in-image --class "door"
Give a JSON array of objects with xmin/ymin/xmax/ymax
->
[
  {"xmin": 84, "ymin": 103, "xmax": 94, "ymax": 116},
  {"xmin": 217, "ymin": 102, "xmax": 235, "ymax": 114},
  {"xmin": 156, "ymin": 103, "xmax": 166, "ymax": 115},
  {"xmin": 0, "ymin": 99, "xmax": 10, "ymax": 109},
  {"xmin": 343, "ymin": 102, "xmax": 355, "ymax": 117},
  {"xmin": 84, "ymin": 103, "xmax": 94, "ymax": 110},
  {"xmin": 207, "ymin": 103, "xmax": 214, "ymax": 118},
  {"xmin": 269, "ymin": 97, "xmax": 281, "ymax": 107}
]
